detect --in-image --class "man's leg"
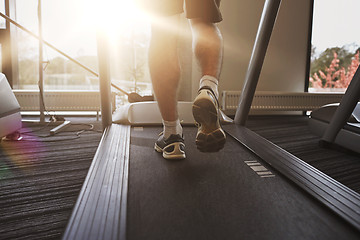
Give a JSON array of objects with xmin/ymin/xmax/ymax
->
[
  {"xmin": 149, "ymin": 15, "xmax": 181, "ymax": 122},
  {"xmin": 190, "ymin": 19, "xmax": 223, "ymax": 87},
  {"xmin": 149, "ymin": 15, "xmax": 185, "ymax": 160},
  {"xmin": 190, "ymin": 19, "xmax": 226, "ymax": 152}
]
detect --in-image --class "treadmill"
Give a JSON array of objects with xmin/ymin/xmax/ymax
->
[
  {"xmin": 62, "ymin": 0, "xmax": 360, "ymax": 239},
  {"xmin": 309, "ymin": 66, "xmax": 360, "ymax": 154}
]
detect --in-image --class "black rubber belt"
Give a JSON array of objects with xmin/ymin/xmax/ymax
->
[{"xmin": 223, "ymin": 124, "xmax": 360, "ymax": 231}]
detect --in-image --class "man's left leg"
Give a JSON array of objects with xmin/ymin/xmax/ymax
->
[{"xmin": 149, "ymin": 15, "xmax": 186, "ymax": 160}]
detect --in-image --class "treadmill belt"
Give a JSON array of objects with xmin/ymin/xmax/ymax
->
[{"xmin": 127, "ymin": 127, "xmax": 359, "ymax": 240}]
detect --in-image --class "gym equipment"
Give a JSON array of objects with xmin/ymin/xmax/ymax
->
[
  {"xmin": 63, "ymin": 0, "xmax": 360, "ymax": 239},
  {"xmin": 309, "ymin": 102, "xmax": 360, "ymax": 153},
  {"xmin": 310, "ymin": 65, "xmax": 360, "ymax": 153},
  {"xmin": 320, "ymin": 66, "xmax": 360, "ymax": 152},
  {"xmin": 0, "ymin": 73, "xmax": 22, "ymax": 139},
  {"xmin": 112, "ymin": 101, "xmax": 233, "ymax": 125}
]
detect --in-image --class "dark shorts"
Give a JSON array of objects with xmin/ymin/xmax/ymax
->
[{"xmin": 137, "ymin": 0, "xmax": 222, "ymax": 23}]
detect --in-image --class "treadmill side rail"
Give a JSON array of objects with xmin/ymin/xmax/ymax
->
[{"xmin": 62, "ymin": 124, "xmax": 130, "ymax": 240}]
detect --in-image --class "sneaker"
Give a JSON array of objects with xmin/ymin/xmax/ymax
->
[
  {"xmin": 154, "ymin": 133, "xmax": 186, "ymax": 160},
  {"xmin": 192, "ymin": 87, "xmax": 226, "ymax": 152}
]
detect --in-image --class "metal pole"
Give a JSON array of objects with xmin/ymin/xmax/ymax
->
[
  {"xmin": 38, "ymin": 0, "xmax": 45, "ymax": 123},
  {"xmin": 234, "ymin": 0, "xmax": 281, "ymax": 125},
  {"xmin": 321, "ymin": 66, "xmax": 360, "ymax": 144},
  {"xmin": 97, "ymin": 30, "xmax": 112, "ymax": 130}
]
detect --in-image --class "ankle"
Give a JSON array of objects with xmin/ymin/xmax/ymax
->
[
  {"xmin": 199, "ymin": 75, "xmax": 219, "ymax": 99},
  {"xmin": 163, "ymin": 119, "xmax": 183, "ymax": 139}
]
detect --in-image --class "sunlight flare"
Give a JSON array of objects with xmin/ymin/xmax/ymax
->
[{"xmin": 82, "ymin": 0, "xmax": 150, "ymax": 38}]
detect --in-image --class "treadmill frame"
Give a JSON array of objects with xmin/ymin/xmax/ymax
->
[
  {"xmin": 63, "ymin": 0, "xmax": 360, "ymax": 239},
  {"xmin": 229, "ymin": 0, "xmax": 360, "ymax": 231}
]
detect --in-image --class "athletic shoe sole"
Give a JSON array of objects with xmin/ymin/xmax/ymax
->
[
  {"xmin": 155, "ymin": 142, "xmax": 186, "ymax": 160},
  {"xmin": 192, "ymin": 90, "xmax": 226, "ymax": 152}
]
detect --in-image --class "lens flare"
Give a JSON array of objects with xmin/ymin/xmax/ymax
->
[{"xmin": 0, "ymin": 128, "xmax": 45, "ymax": 179}]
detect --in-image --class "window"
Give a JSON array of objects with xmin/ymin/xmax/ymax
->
[
  {"xmin": 15, "ymin": 0, "xmax": 39, "ymax": 89},
  {"xmin": 309, "ymin": 0, "xmax": 360, "ymax": 92},
  {"xmin": 14, "ymin": 0, "xmax": 152, "ymax": 95}
]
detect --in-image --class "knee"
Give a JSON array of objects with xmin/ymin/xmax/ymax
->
[
  {"xmin": 189, "ymin": 19, "xmax": 221, "ymax": 39},
  {"xmin": 190, "ymin": 18, "xmax": 216, "ymax": 30}
]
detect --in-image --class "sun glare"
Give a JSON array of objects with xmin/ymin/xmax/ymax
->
[{"xmin": 83, "ymin": 0, "xmax": 150, "ymax": 39}]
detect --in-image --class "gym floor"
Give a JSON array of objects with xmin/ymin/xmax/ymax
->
[{"xmin": 0, "ymin": 115, "xmax": 359, "ymax": 239}]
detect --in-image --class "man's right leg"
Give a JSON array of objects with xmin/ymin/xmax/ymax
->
[
  {"xmin": 190, "ymin": 19, "xmax": 226, "ymax": 152},
  {"xmin": 149, "ymin": 15, "xmax": 186, "ymax": 160}
]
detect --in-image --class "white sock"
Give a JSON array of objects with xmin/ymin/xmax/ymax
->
[
  {"xmin": 163, "ymin": 119, "xmax": 183, "ymax": 139},
  {"xmin": 199, "ymin": 75, "xmax": 219, "ymax": 99}
]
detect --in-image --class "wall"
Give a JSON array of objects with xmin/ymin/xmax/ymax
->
[{"xmin": 190, "ymin": 0, "xmax": 312, "ymax": 100}]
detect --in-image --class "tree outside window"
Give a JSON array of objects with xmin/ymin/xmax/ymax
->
[{"xmin": 309, "ymin": 0, "xmax": 359, "ymax": 92}]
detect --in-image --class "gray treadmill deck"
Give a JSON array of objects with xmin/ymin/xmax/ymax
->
[
  {"xmin": 127, "ymin": 126, "xmax": 359, "ymax": 240},
  {"xmin": 63, "ymin": 124, "xmax": 130, "ymax": 240}
]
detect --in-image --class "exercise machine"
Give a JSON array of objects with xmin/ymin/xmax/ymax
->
[
  {"xmin": 309, "ymin": 66, "xmax": 360, "ymax": 154},
  {"xmin": 0, "ymin": 73, "xmax": 22, "ymax": 139},
  {"xmin": 63, "ymin": 0, "xmax": 360, "ymax": 239}
]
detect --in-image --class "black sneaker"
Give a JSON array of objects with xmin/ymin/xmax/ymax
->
[
  {"xmin": 154, "ymin": 133, "xmax": 186, "ymax": 160},
  {"xmin": 192, "ymin": 87, "xmax": 226, "ymax": 152}
]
